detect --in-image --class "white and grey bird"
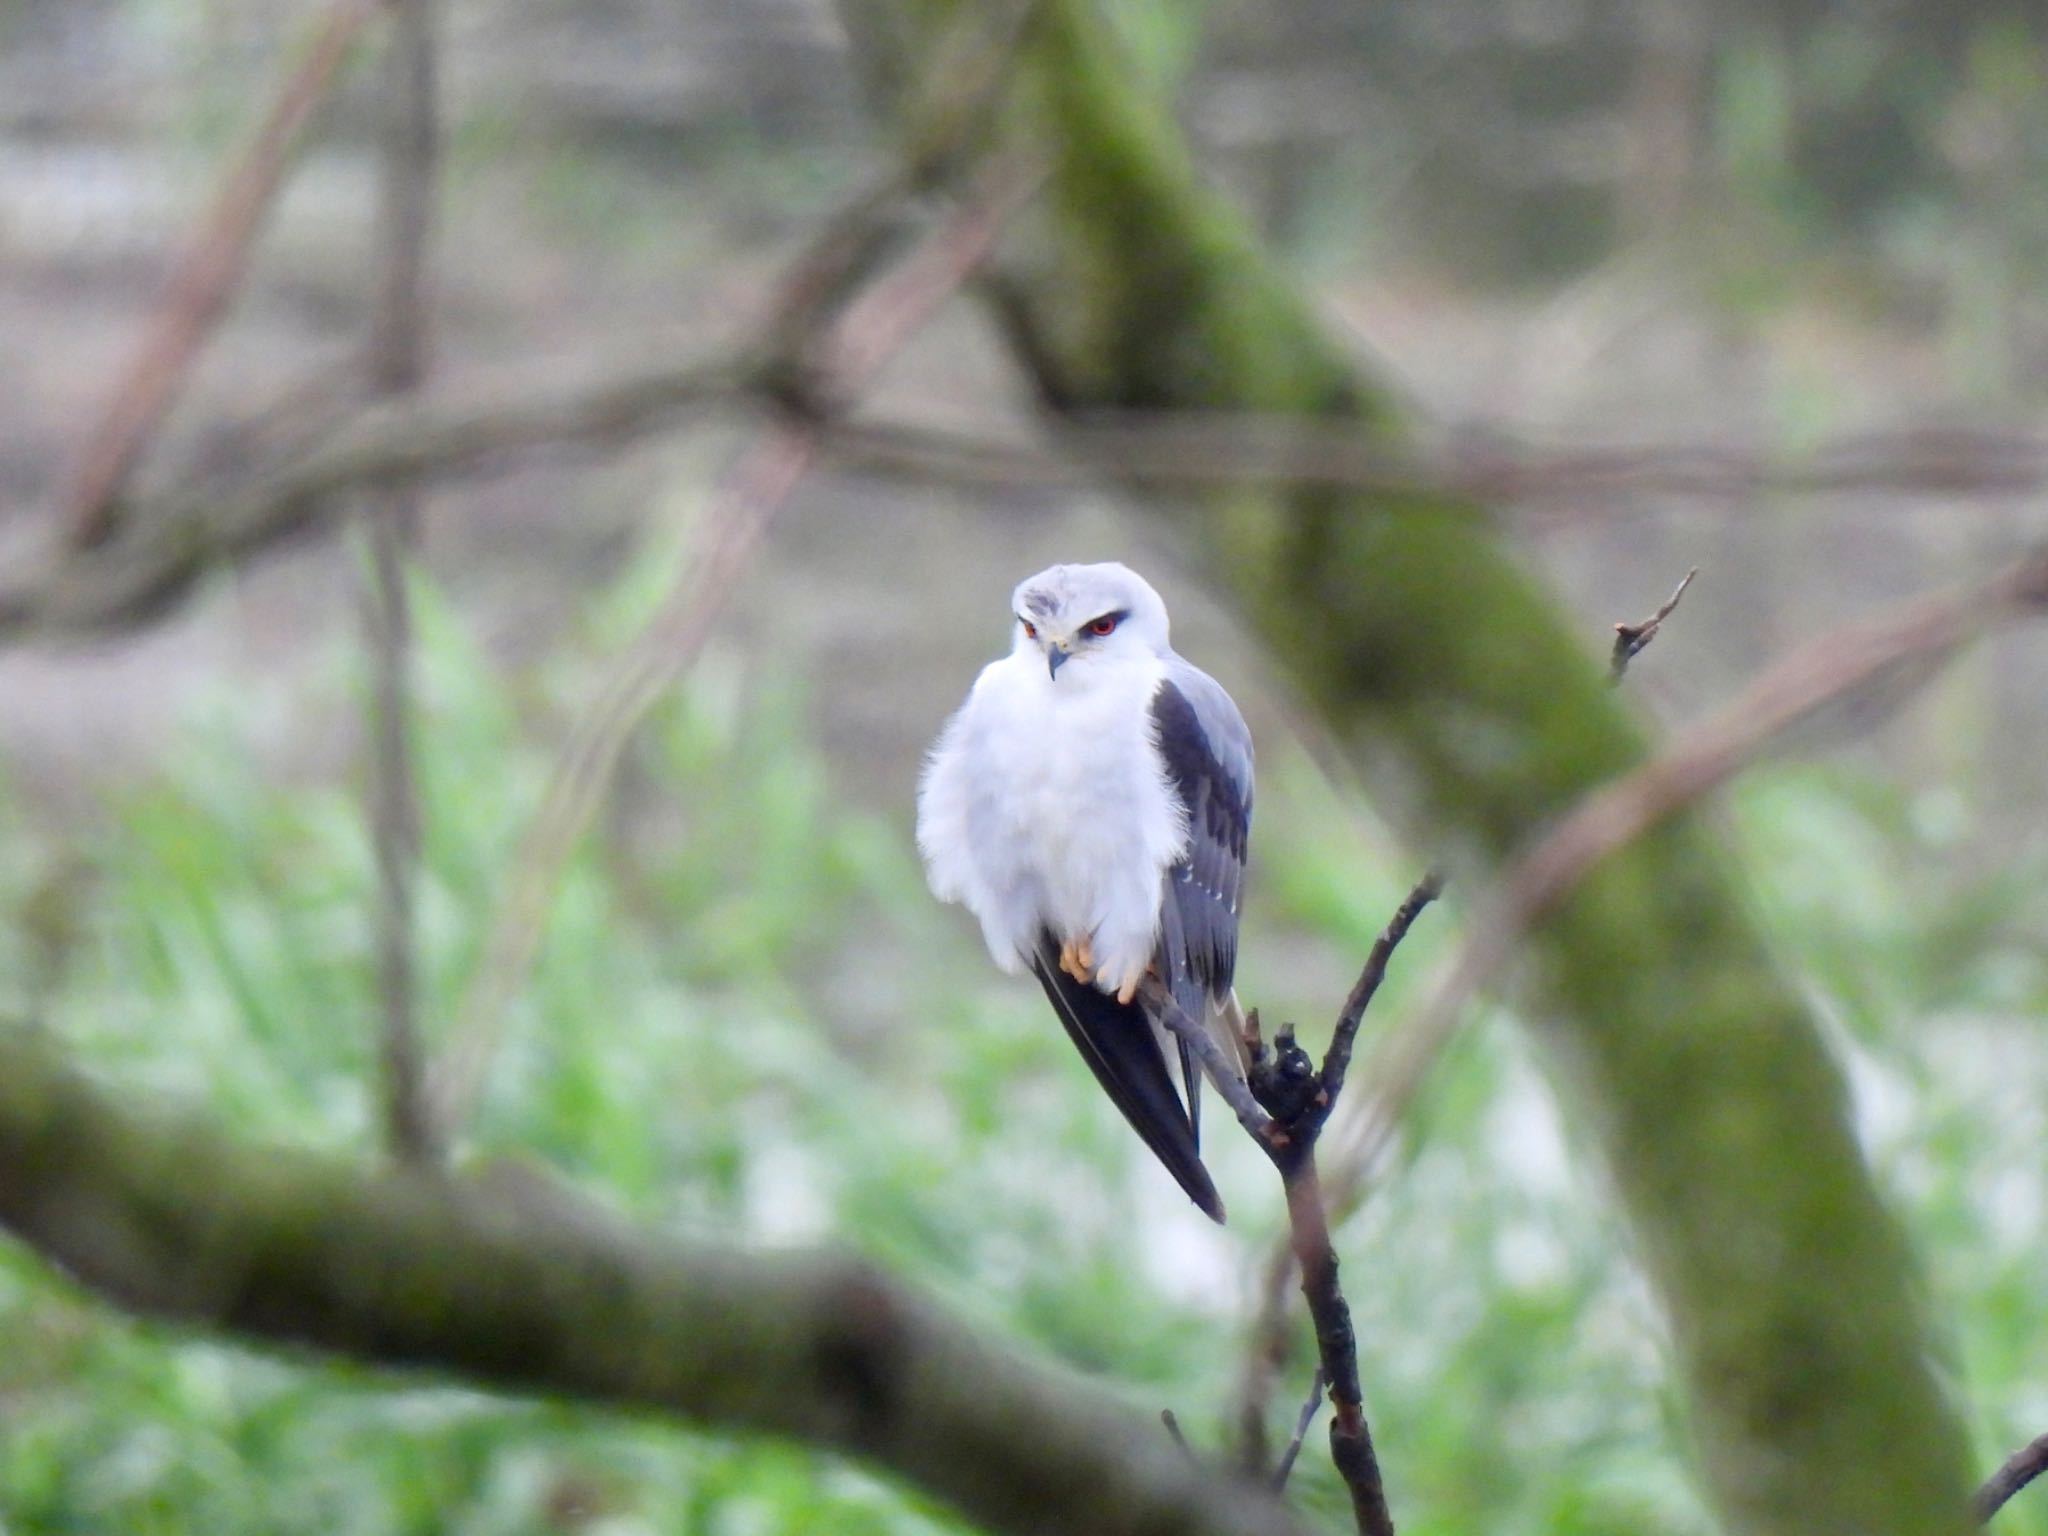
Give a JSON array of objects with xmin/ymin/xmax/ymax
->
[{"xmin": 916, "ymin": 561, "xmax": 1253, "ymax": 1221}]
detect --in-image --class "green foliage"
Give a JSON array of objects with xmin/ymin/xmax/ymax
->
[{"xmin": 0, "ymin": 539, "xmax": 2040, "ymax": 1533}]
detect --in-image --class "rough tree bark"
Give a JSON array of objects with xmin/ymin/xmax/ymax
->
[
  {"xmin": 840, "ymin": 3, "xmax": 1977, "ymax": 1534},
  {"xmin": 0, "ymin": 1024, "xmax": 1312, "ymax": 1536}
]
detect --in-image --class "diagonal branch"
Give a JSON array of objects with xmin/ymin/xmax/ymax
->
[
  {"xmin": 1143, "ymin": 982, "xmax": 1276, "ymax": 1143},
  {"xmin": 60, "ymin": 0, "xmax": 387, "ymax": 548},
  {"xmin": 1, "ymin": 0, "xmax": 1039, "ymax": 648},
  {"xmin": 1269, "ymin": 1366, "xmax": 1325, "ymax": 1492},
  {"xmin": 1318, "ymin": 544, "xmax": 2048, "ymax": 1220},
  {"xmin": 1977, "ymin": 1434, "xmax": 2048, "ymax": 1523},
  {"xmin": 1315, "ymin": 873, "xmax": 1444, "ymax": 1123},
  {"xmin": 0, "ymin": 1023, "xmax": 1313, "ymax": 1536}
]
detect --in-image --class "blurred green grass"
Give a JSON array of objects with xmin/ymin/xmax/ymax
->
[{"xmin": 1, "ymin": 549, "xmax": 2045, "ymax": 1535}]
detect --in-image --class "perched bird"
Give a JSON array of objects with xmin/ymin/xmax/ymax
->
[{"xmin": 916, "ymin": 562, "xmax": 1253, "ymax": 1221}]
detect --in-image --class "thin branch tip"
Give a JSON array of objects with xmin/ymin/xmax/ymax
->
[
  {"xmin": 1610, "ymin": 566, "xmax": 1698, "ymax": 682},
  {"xmin": 1976, "ymin": 1432, "xmax": 2048, "ymax": 1523}
]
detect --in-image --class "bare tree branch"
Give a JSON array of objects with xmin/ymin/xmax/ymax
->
[
  {"xmin": 1281, "ymin": 1161, "xmax": 1393, "ymax": 1536},
  {"xmin": 1235, "ymin": 553, "xmax": 2048, "ymax": 1497},
  {"xmin": 1316, "ymin": 873, "xmax": 1445, "ymax": 1117},
  {"xmin": 0, "ymin": 0, "xmax": 1039, "ymax": 650},
  {"xmin": 1187, "ymin": 882, "xmax": 1438, "ymax": 1532},
  {"xmin": 1977, "ymin": 1434, "xmax": 2048, "ymax": 1523},
  {"xmin": 363, "ymin": 0, "xmax": 440, "ymax": 1164},
  {"xmin": 819, "ymin": 413, "xmax": 2048, "ymax": 504},
  {"xmin": 1318, "ymin": 545, "xmax": 2048, "ymax": 1221},
  {"xmin": 1610, "ymin": 568, "xmax": 1697, "ymax": 683},
  {"xmin": 1230, "ymin": 875, "xmax": 1439, "ymax": 1489},
  {"xmin": 0, "ymin": 356, "xmax": 757, "ymax": 639},
  {"xmin": 21, "ymin": 391, "xmax": 2048, "ymax": 646},
  {"xmin": 59, "ymin": 0, "xmax": 386, "ymax": 548},
  {"xmin": 1238, "ymin": 583, "xmax": 1661, "ymax": 1455},
  {"xmin": 0, "ymin": 1023, "xmax": 1314, "ymax": 1536},
  {"xmin": 1270, "ymin": 1367, "xmax": 1325, "ymax": 1492}
]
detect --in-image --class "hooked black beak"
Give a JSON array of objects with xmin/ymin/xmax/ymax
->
[{"xmin": 1047, "ymin": 644, "xmax": 1071, "ymax": 679}]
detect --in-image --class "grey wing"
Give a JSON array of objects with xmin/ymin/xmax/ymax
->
[{"xmin": 1149, "ymin": 658, "xmax": 1255, "ymax": 1139}]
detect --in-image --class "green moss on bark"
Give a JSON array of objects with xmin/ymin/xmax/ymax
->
[{"xmin": 853, "ymin": 2, "xmax": 1977, "ymax": 1531}]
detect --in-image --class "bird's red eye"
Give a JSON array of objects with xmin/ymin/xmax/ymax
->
[
  {"xmin": 1087, "ymin": 615, "xmax": 1118, "ymax": 637},
  {"xmin": 1021, "ymin": 620, "xmax": 1037, "ymax": 639}
]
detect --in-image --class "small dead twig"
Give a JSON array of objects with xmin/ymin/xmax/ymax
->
[
  {"xmin": 362, "ymin": 0, "xmax": 439, "ymax": 1163},
  {"xmin": 60, "ymin": 0, "xmax": 386, "ymax": 549},
  {"xmin": 1161, "ymin": 1409, "xmax": 1194, "ymax": 1459},
  {"xmin": 1317, "ymin": 873, "xmax": 1446, "ymax": 1116},
  {"xmin": 1609, "ymin": 568, "xmax": 1697, "ymax": 682},
  {"xmin": 1977, "ymin": 1433, "xmax": 2048, "ymax": 1523},
  {"xmin": 1270, "ymin": 1367, "xmax": 1325, "ymax": 1492}
]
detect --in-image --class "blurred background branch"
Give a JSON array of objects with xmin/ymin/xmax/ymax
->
[
  {"xmin": 1977, "ymin": 1433, "xmax": 2048, "ymax": 1523},
  {"xmin": 5, "ymin": 0, "xmax": 2048, "ymax": 1531},
  {"xmin": 362, "ymin": 0, "xmax": 440, "ymax": 1164},
  {"xmin": 1320, "ymin": 544, "xmax": 2048, "ymax": 1222},
  {"xmin": 0, "ymin": 1023, "xmax": 1316, "ymax": 1536},
  {"xmin": 56, "ymin": 0, "xmax": 387, "ymax": 550},
  {"xmin": 430, "ymin": 157, "xmax": 1043, "ymax": 1143}
]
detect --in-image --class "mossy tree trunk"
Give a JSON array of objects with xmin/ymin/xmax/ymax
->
[{"xmin": 844, "ymin": 4, "xmax": 1977, "ymax": 1534}]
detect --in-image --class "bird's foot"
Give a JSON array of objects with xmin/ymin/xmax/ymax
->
[
  {"xmin": 1114, "ymin": 960, "xmax": 1163, "ymax": 1007},
  {"xmin": 1113, "ymin": 959, "xmax": 1157, "ymax": 1006},
  {"xmin": 1058, "ymin": 934, "xmax": 1097, "ymax": 984}
]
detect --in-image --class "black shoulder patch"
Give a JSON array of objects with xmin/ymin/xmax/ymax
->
[{"xmin": 1151, "ymin": 682, "xmax": 1249, "ymax": 862}]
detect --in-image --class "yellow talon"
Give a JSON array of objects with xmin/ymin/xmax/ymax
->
[
  {"xmin": 1115, "ymin": 960, "xmax": 1161, "ymax": 1008},
  {"xmin": 1058, "ymin": 936, "xmax": 1095, "ymax": 984}
]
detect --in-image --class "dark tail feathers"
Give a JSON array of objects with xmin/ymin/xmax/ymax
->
[{"xmin": 1030, "ymin": 940, "xmax": 1224, "ymax": 1223}]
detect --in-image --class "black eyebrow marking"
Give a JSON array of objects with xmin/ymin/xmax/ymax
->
[
  {"xmin": 1023, "ymin": 589, "xmax": 1059, "ymax": 618},
  {"xmin": 1083, "ymin": 608, "xmax": 1131, "ymax": 634}
]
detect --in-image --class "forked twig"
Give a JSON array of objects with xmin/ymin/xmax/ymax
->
[{"xmin": 1208, "ymin": 879, "xmax": 1440, "ymax": 1534}]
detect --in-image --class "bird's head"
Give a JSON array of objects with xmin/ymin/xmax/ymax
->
[{"xmin": 1009, "ymin": 562, "xmax": 1170, "ymax": 683}]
